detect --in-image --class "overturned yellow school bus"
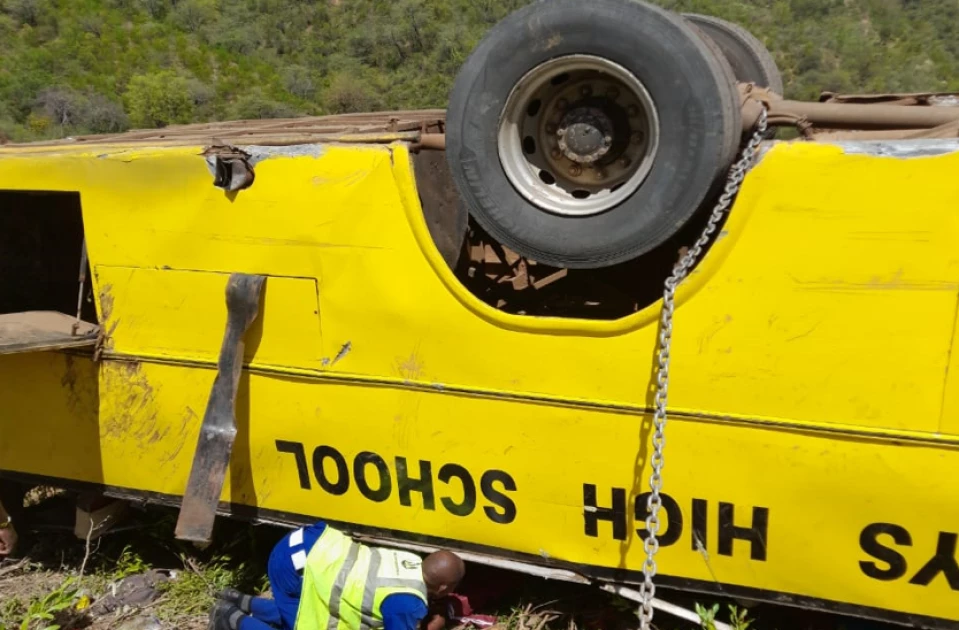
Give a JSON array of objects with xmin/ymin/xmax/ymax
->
[{"xmin": 3, "ymin": 1, "xmax": 959, "ymax": 628}]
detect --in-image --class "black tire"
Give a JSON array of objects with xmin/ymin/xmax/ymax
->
[
  {"xmin": 446, "ymin": 0, "xmax": 741, "ymax": 269},
  {"xmin": 682, "ymin": 13, "xmax": 783, "ymax": 96}
]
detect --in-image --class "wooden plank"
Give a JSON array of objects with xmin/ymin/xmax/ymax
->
[
  {"xmin": 5, "ymin": 110, "xmax": 447, "ymax": 149},
  {"xmin": 0, "ymin": 311, "xmax": 98, "ymax": 355}
]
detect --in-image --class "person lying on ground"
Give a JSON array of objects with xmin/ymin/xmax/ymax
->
[{"xmin": 209, "ymin": 520, "xmax": 465, "ymax": 630}]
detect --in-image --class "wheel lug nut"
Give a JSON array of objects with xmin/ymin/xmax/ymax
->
[
  {"xmin": 631, "ymin": 130, "xmax": 645, "ymax": 145},
  {"xmin": 603, "ymin": 135, "xmax": 613, "ymax": 146},
  {"xmin": 551, "ymin": 148, "xmax": 562, "ymax": 159},
  {"xmin": 627, "ymin": 105, "xmax": 640, "ymax": 117},
  {"xmin": 569, "ymin": 164, "xmax": 583, "ymax": 177},
  {"xmin": 580, "ymin": 85, "xmax": 592, "ymax": 97},
  {"xmin": 546, "ymin": 123, "xmax": 557, "ymax": 134},
  {"xmin": 595, "ymin": 169, "xmax": 606, "ymax": 180},
  {"xmin": 556, "ymin": 98, "xmax": 569, "ymax": 111},
  {"xmin": 620, "ymin": 157, "xmax": 632, "ymax": 168}
]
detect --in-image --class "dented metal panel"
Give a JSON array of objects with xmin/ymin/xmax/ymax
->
[{"xmin": 832, "ymin": 138, "xmax": 959, "ymax": 158}]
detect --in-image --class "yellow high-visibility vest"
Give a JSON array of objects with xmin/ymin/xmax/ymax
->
[{"xmin": 294, "ymin": 527, "xmax": 429, "ymax": 630}]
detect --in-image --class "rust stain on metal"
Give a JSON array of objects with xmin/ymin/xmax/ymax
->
[
  {"xmin": 99, "ymin": 283, "xmax": 115, "ymax": 322},
  {"xmin": 161, "ymin": 406, "xmax": 199, "ymax": 466},
  {"xmin": 96, "ymin": 283, "xmax": 122, "ymax": 357},
  {"xmin": 100, "ymin": 361, "xmax": 159, "ymax": 447}
]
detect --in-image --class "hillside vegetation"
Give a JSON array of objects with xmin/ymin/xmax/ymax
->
[{"xmin": 2, "ymin": 0, "xmax": 958, "ymax": 142}]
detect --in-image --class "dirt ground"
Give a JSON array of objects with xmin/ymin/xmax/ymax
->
[{"xmin": 0, "ymin": 488, "xmax": 900, "ymax": 630}]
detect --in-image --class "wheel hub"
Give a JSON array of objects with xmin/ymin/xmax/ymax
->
[
  {"xmin": 497, "ymin": 55, "xmax": 660, "ymax": 218},
  {"xmin": 558, "ymin": 107, "xmax": 614, "ymax": 164}
]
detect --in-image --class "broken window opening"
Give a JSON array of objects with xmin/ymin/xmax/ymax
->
[{"xmin": 0, "ymin": 190, "xmax": 99, "ymax": 355}]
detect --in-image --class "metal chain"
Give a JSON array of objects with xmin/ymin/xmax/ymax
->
[{"xmin": 637, "ymin": 106, "xmax": 769, "ymax": 630}]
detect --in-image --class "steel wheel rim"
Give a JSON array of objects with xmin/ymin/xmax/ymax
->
[{"xmin": 497, "ymin": 55, "xmax": 661, "ymax": 218}]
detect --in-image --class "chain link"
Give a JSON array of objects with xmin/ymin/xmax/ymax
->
[{"xmin": 637, "ymin": 106, "xmax": 769, "ymax": 630}]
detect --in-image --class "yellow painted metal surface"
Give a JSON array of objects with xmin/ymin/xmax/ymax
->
[
  {"xmin": 97, "ymin": 267, "xmax": 323, "ymax": 367},
  {"xmin": 2, "ymin": 139, "xmax": 959, "ymax": 624}
]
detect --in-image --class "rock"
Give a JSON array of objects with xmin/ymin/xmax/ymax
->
[
  {"xmin": 88, "ymin": 569, "xmax": 173, "ymax": 617},
  {"xmin": 114, "ymin": 613, "xmax": 164, "ymax": 630}
]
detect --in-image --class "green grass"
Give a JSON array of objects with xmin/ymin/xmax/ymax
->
[
  {"xmin": 155, "ymin": 552, "xmax": 270, "ymax": 624},
  {"xmin": 695, "ymin": 603, "xmax": 757, "ymax": 630}
]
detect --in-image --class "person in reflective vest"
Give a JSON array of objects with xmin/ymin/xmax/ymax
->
[{"xmin": 210, "ymin": 520, "xmax": 465, "ymax": 630}]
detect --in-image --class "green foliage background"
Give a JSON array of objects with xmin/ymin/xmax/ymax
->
[{"xmin": 2, "ymin": 0, "xmax": 958, "ymax": 142}]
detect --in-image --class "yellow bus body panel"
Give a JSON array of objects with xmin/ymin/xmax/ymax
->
[{"xmin": 1, "ymin": 140, "xmax": 959, "ymax": 624}]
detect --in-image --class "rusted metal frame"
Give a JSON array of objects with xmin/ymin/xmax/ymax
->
[
  {"xmin": 741, "ymin": 83, "xmax": 959, "ymax": 134},
  {"xmin": 809, "ymin": 122, "xmax": 959, "ymax": 141},
  {"xmin": 13, "ymin": 92, "xmax": 959, "ymax": 152},
  {"xmin": 174, "ymin": 273, "xmax": 266, "ymax": 543},
  {"xmin": 414, "ymin": 134, "xmax": 446, "ymax": 151},
  {"xmin": 769, "ymin": 99, "xmax": 959, "ymax": 130},
  {"xmin": 819, "ymin": 91, "xmax": 959, "ymax": 106}
]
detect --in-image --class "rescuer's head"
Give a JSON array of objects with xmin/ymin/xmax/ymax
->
[{"xmin": 422, "ymin": 549, "xmax": 466, "ymax": 599}]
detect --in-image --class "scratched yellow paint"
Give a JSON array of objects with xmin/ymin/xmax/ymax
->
[{"xmin": 2, "ymin": 138, "xmax": 959, "ymax": 623}]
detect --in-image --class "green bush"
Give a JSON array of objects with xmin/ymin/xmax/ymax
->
[
  {"xmin": 3, "ymin": 0, "xmax": 959, "ymax": 141},
  {"xmin": 124, "ymin": 71, "xmax": 194, "ymax": 128}
]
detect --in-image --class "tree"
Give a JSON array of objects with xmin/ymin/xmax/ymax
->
[
  {"xmin": 283, "ymin": 65, "xmax": 315, "ymax": 100},
  {"xmin": 173, "ymin": 0, "xmax": 216, "ymax": 33},
  {"xmin": 229, "ymin": 90, "xmax": 297, "ymax": 120},
  {"xmin": 35, "ymin": 87, "xmax": 86, "ymax": 127},
  {"xmin": 7, "ymin": 0, "xmax": 959, "ymax": 142},
  {"xmin": 6, "ymin": 0, "xmax": 42, "ymax": 27},
  {"xmin": 124, "ymin": 71, "xmax": 194, "ymax": 128},
  {"xmin": 139, "ymin": 0, "xmax": 167, "ymax": 19},
  {"xmin": 84, "ymin": 94, "xmax": 129, "ymax": 134},
  {"xmin": 323, "ymin": 72, "xmax": 383, "ymax": 114}
]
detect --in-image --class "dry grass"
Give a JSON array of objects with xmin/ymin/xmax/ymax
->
[{"xmin": 0, "ymin": 497, "xmax": 272, "ymax": 630}]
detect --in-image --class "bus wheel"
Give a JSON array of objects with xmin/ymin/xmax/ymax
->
[
  {"xmin": 683, "ymin": 13, "xmax": 783, "ymax": 97},
  {"xmin": 445, "ymin": 0, "xmax": 742, "ymax": 269}
]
